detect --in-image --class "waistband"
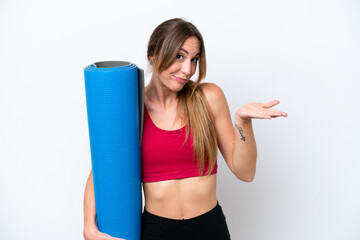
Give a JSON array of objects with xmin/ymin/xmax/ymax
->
[{"xmin": 142, "ymin": 201, "xmax": 222, "ymax": 225}]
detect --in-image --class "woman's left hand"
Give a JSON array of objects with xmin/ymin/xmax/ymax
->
[{"xmin": 236, "ymin": 100, "xmax": 288, "ymax": 122}]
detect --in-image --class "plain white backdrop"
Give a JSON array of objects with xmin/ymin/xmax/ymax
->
[{"xmin": 1, "ymin": 0, "xmax": 359, "ymax": 239}]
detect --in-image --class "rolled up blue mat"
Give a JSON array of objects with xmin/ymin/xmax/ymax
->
[{"xmin": 84, "ymin": 61, "xmax": 144, "ymax": 239}]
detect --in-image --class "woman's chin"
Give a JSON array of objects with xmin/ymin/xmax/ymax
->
[{"xmin": 172, "ymin": 82, "xmax": 186, "ymax": 92}]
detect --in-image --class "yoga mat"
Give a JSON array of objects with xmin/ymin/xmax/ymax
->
[{"xmin": 84, "ymin": 61, "xmax": 144, "ymax": 239}]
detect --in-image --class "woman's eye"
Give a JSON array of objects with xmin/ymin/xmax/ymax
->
[
  {"xmin": 176, "ymin": 54, "xmax": 184, "ymax": 60},
  {"xmin": 176, "ymin": 54, "xmax": 199, "ymax": 63}
]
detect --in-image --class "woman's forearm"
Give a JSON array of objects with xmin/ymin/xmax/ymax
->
[
  {"xmin": 232, "ymin": 119, "xmax": 257, "ymax": 182},
  {"xmin": 84, "ymin": 170, "xmax": 97, "ymax": 229}
]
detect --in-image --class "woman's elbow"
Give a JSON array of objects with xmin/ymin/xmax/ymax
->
[
  {"xmin": 238, "ymin": 175, "xmax": 254, "ymax": 182},
  {"xmin": 236, "ymin": 170, "xmax": 255, "ymax": 182}
]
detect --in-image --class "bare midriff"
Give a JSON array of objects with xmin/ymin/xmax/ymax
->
[{"xmin": 143, "ymin": 174, "xmax": 217, "ymax": 220}]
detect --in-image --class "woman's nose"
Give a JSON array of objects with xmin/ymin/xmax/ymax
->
[{"xmin": 181, "ymin": 60, "xmax": 192, "ymax": 76}]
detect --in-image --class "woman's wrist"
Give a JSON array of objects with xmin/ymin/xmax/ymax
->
[
  {"xmin": 84, "ymin": 220, "xmax": 97, "ymax": 229},
  {"xmin": 84, "ymin": 220, "xmax": 98, "ymax": 233}
]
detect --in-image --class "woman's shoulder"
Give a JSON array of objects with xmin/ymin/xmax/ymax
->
[
  {"xmin": 198, "ymin": 82, "xmax": 228, "ymax": 121},
  {"xmin": 199, "ymin": 82, "xmax": 227, "ymax": 108}
]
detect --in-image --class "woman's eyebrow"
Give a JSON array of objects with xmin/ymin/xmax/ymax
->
[{"xmin": 180, "ymin": 48, "xmax": 200, "ymax": 56}]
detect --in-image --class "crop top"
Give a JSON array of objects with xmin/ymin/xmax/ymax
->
[{"xmin": 141, "ymin": 104, "xmax": 217, "ymax": 183}]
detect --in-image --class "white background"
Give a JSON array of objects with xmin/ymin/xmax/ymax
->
[{"xmin": 1, "ymin": 0, "xmax": 359, "ymax": 239}]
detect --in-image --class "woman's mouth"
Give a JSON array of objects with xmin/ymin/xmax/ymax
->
[{"xmin": 173, "ymin": 76, "xmax": 187, "ymax": 84}]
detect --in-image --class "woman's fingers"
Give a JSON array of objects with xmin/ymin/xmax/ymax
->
[
  {"xmin": 260, "ymin": 100, "xmax": 288, "ymax": 118},
  {"xmin": 83, "ymin": 224, "xmax": 127, "ymax": 240},
  {"xmin": 236, "ymin": 101, "xmax": 287, "ymax": 121},
  {"xmin": 97, "ymin": 231, "xmax": 126, "ymax": 240},
  {"xmin": 266, "ymin": 109, "xmax": 288, "ymax": 118},
  {"xmin": 254, "ymin": 109, "xmax": 287, "ymax": 119},
  {"xmin": 261, "ymin": 100, "xmax": 280, "ymax": 108}
]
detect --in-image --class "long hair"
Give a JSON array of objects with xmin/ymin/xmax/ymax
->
[{"xmin": 147, "ymin": 18, "xmax": 217, "ymax": 176}]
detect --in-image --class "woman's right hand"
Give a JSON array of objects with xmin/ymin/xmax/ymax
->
[
  {"xmin": 83, "ymin": 225, "xmax": 126, "ymax": 240},
  {"xmin": 83, "ymin": 170, "xmax": 126, "ymax": 240}
]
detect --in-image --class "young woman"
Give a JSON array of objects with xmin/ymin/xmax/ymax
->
[{"xmin": 83, "ymin": 18, "xmax": 288, "ymax": 240}]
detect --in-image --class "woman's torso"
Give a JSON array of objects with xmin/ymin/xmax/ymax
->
[
  {"xmin": 143, "ymin": 175, "xmax": 217, "ymax": 219},
  {"xmin": 142, "ymin": 100, "xmax": 217, "ymax": 220}
]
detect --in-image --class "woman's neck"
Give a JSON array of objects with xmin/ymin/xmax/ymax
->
[{"xmin": 146, "ymin": 77, "xmax": 178, "ymax": 110}]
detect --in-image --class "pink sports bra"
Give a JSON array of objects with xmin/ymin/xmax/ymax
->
[{"xmin": 141, "ymin": 104, "xmax": 217, "ymax": 183}]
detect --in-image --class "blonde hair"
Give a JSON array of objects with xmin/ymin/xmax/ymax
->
[{"xmin": 147, "ymin": 18, "xmax": 217, "ymax": 175}]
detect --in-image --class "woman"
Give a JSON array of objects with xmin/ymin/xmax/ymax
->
[{"xmin": 83, "ymin": 18, "xmax": 288, "ymax": 240}]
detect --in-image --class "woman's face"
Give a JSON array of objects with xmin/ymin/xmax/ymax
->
[{"xmin": 155, "ymin": 36, "xmax": 201, "ymax": 92}]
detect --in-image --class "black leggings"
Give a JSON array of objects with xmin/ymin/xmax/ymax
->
[{"xmin": 141, "ymin": 201, "xmax": 231, "ymax": 240}]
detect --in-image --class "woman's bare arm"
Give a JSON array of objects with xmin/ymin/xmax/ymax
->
[
  {"xmin": 84, "ymin": 170, "xmax": 97, "ymax": 231},
  {"xmin": 83, "ymin": 170, "xmax": 99, "ymax": 239}
]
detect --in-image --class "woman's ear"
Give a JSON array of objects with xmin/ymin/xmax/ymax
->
[{"xmin": 149, "ymin": 56, "xmax": 157, "ymax": 64}]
